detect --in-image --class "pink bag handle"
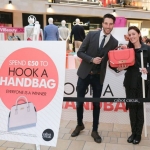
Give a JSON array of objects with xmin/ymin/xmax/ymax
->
[{"xmin": 15, "ymin": 96, "xmax": 29, "ymax": 110}]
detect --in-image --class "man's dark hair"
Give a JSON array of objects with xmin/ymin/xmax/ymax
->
[{"xmin": 102, "ymin": 14, "xmax": 116, "ymax": 23}]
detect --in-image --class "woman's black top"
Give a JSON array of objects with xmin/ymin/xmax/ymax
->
[{"xmin": 123, "ymin": 48, "xmax": 142, "ymax": 88}]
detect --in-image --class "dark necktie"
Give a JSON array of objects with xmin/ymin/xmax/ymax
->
[{"xmin": 99, "ymin": 35, "xmax": 107, "ymax": 51}]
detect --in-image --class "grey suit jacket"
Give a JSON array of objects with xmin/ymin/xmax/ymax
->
[
  {"xmin": 44, "ymin": 24, "xmax": 59, "ymax": 41},
  {"xmin": 77, "ymin": 30, "xmax": 118, "ymax": 84}
]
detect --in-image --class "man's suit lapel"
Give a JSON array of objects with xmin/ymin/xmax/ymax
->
[{"xmin": 95, "ymin": 30, "xmax": 101, "ymax": 50}]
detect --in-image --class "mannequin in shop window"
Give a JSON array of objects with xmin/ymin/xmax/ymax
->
[
  {"xmin": 33, "ymin": 21, "xmax": 43, "ymax": 41},
  {"xmin": 44, "ymin": 17, "xmax": 59, "ymax": 41},
  {"xmin": 70, "ymin": 18, "xmax": 85, "ymax": 53},
  {"xmin": 99, "ymin": 0, "xmax": 103, "ymax": 6},
  {"xmin": 58, "ymin": 20, "xmax": 70, "ymax": 50},
  {"xmin": 24, "ymin": 15, "xmax": 43, "ymax": 41}
]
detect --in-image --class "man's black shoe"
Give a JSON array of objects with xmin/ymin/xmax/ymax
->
[
  {"xmin": 71, "ymin": 124, "xmax": 85, "ymax": 137},
  {"xmin": 132, "ymin": 135, "xmax": 141, "ymax": 144},
  {"xmin": 91, "ymin": 131, "xmax": 102, "ymax": 143},
  {"xmin": 127, "ymin": 134, "xmax": 136, "ymax": 143}
]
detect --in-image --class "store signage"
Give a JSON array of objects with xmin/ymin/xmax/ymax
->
[
  {"xmin": 0, "ymin": 27, "xmax": 24, "ymax": 33},
  {"xmin": 0, "ymin": 41, "xmax": 66, "ymax": 147}
]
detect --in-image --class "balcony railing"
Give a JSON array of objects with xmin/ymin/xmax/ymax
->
[{"xmin": 48, "ymin": 0, "xmax": 150, "ymax": 10}]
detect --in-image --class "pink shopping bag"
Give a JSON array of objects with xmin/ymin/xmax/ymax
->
[{"xmin": 114, "ymin": 17, "xmax": 127, "ymax": 27}]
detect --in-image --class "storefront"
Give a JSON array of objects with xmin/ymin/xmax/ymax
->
[
  {"xmin": 141, "ymin": 21, "xmax": 150, "ymax": 38},
  {"xmin": 46, "ymin": 14, "xmax": 102, "ymax": 33},
  {"xmin": 0, "ymin": 11, "xmax": 13, "ymax": 40},
  {"xmin": 127, "ymin": 19, "xmax": 150, "ymax": 38}
]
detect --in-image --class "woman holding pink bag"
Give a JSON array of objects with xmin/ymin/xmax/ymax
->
[{"xmin": 118, "ymin": 26, "xmax": 150, "ymax": 144}]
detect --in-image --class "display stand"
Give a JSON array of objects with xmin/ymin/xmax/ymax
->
[{"xmin": 36, "ymin": 144, "xmax": 41, "ymax": 150}]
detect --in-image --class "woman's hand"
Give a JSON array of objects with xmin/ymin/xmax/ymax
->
[
  {"xmin": 140, "ymin": 68, "xmax": 148, "ymax": 74},
  {"xmin": 120, "ymin": 45, "xmax": 128, "ymax": 49},
  {"xmin": 117, "ymin": 64, "xmax": 129, "ymax": 71}
]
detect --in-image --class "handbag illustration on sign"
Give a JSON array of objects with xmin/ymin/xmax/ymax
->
[
  {"xmin": 8, "ymin": 96, "xmax": 37, "ymax": 131},
  {"xmin": 108, "ymin": 48, "xmax": 135, "ymax": 68}
]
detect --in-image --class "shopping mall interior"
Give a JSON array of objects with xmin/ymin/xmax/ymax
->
[{"xmin": 0, "ymin": 0, "xmax": 150, "ymax": 150}]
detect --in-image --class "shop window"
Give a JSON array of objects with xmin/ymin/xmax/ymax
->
[{"xmin": 22, "ymin": 13, "xmax": 44, "ymax": 29}]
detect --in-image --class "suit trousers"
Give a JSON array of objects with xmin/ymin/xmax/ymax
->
[{"xmin": 76, "ymin": 74, "xmax": 103, "ymax": 131}]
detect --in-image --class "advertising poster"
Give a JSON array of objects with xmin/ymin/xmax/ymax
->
[{"xmin": 0, "ymin": 41, "xmax": 66, "ymax": 146}]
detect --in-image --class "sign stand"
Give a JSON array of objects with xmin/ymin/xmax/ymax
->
[
  {"xmin": 36, "ymin": 145, "xmax": 41, "ymax": 150},
  {"xmin": 140, "ymin": 51, "xmax": 147, "ymax": 137}
]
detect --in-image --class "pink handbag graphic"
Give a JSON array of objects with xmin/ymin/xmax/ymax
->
[
  {"xmin": 114, "ymin": 17, "xmax": 127, "ymax": 27},
  {"xmin": 8, "ymin": 96, "xmax": 37, "ymax": 131}
]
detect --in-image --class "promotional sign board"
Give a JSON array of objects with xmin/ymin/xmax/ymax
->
[
  {"xmin": 63, "ymin": 68, "xmax": 130, "ymax": 125},
  {"xmin": 0, "ymin": 41, "xmax": 66, "ymax": 146},
  {"xmin": 63, "ymin": 68, "xmax": 150, "ymax": 126}
]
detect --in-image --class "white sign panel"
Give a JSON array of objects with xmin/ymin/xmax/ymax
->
[{"xmin": 0, "ymin": 41, "xmax": 66, "ymax": 146}]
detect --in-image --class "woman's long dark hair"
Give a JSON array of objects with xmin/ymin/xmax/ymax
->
[{"xmin": 128, "ymin": 26, "xmax": 142, "ymax": 48}]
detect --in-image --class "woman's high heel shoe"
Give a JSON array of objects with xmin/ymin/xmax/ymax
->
[
  {"xmin": 132, "ymin": 135, "xmax": 141, "ymax": 144},
  {"xmin": 127, "ymin": 134, "xmax": 136, "ymax": 143}
]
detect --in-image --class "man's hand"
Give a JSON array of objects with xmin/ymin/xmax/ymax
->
[{"xmin": 93, "ymin": 57, "xmax": 103, "ymax": 64}]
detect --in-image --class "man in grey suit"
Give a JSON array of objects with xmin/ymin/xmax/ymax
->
[
  {"xmin": 71, "ymin": 14, "xmax": 118, "ymax": 143},
  {"xmin": 44, "ymin": 18, "xmax": 59, "ymax": 41}
]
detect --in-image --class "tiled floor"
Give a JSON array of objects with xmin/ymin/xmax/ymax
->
[{"xmin": 0, "ymin": 120, "xmax": 150, "ymax": 150}]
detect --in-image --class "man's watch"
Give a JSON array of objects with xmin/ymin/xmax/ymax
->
[
  {"xmin": 116, "ymin": 68, "xmax": 120, "ymax": 73},
  {"xmin": 90, "ymin": 58, "xmax": 94, "ymax": 63}
]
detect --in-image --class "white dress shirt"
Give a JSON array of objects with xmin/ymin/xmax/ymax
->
[{"xmin": 99, "ymin": 29, "xmax": 111, "ymax": 47}]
